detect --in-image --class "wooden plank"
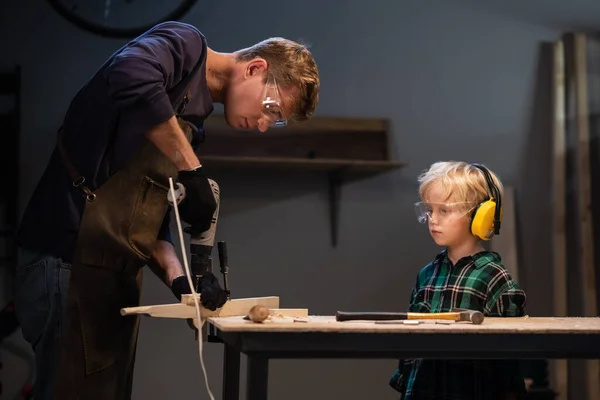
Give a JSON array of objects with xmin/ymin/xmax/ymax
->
[
  {"xmin": 584, "ymin": 33, "xmax": 600, "ymax": 398},
  {"xmin": 574, "ymin": 33, "xmax": 600, "ymax": 400},
  {"xmin": 208, "ymin": 316, "xmax": 600, "ymax": 333},
  {"xmin": 120, "ymin": 296, "xmax": 280, "ymax": 319},
  {"xmin": 565, "ymin": 32, "xmax": 585, "ymax": 399},
  {"xmin": 574, "ymin": 32, "xmax": 597, "ymax": 318},
  {"xmin": 552, "ymin": 39, "xmax": 569, "ymax": 400},
  {"xmin": 490, "ymin": 186, "xmax": 519, "ymax": 282},
  {"xmin": 553, "ymin": 38, "xmax": 569, "ymax": 397},
  {"xmin": 588, "ymin": 34, "xmax": 600, "ymax": 317}
]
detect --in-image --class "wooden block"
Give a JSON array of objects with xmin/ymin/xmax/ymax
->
[{"xmin": 120, "ymin": 296, "xmax": 280, "ymax": 319}]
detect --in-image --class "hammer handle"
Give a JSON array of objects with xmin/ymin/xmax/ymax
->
[{"xmin": 336, "ymin": 311, "xmax": 459, "ymax": 322}]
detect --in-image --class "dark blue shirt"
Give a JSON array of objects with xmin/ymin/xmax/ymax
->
[{"xmin": 16, "ymin": 21, "xmax": 214, "ymax": 263}]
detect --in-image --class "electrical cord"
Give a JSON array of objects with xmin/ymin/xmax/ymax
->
[{"xmin": 168, "ymin": 177, "xmax": 215, "ymax": 400}]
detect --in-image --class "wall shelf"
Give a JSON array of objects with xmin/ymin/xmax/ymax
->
[
  {"xmin": 197, "ymin": 114, "xmax": 407, "ymax": 246},
  {"xmin": 199, "ymin": 155, "xmax": 405, "ymax": 171}
]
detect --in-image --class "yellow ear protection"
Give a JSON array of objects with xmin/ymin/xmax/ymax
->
[{"xmin": 470, "ymin": 163, "xmax": 502, "ymax": 240}]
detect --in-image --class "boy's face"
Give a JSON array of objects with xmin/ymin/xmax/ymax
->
[{"xmin": 417, "ymin": 183, "xmax": 476, "ymax": 247}]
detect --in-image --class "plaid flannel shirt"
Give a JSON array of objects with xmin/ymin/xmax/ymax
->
[{"xmin": 389, "ymin": 250, "xmax": 527, "ymax": 400}]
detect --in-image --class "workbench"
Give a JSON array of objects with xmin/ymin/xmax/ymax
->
[{"xmin": 206, "ymin": 315, "xmax": 600, "ymax": 400}]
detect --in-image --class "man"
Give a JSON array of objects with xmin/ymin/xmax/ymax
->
[{"xmin": 13, "ymin": 21, "xmax": 319, "ymax": 399}]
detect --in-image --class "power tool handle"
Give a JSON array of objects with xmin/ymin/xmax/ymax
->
[{"xmin": 218, "ymin": 241, "xmax": 228, "ymax": 268}]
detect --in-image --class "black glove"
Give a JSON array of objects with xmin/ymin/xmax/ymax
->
[
  {"xmin": 197, "ymin": 272, "xmax": 229, "ymax": 311},
  {"xmin": 170, "ymin": 275, "xmax": 192, "ymax": 301},
  {"xmin": 177, "ymin": 167, "xmax": 216, "ymax": 234},
  {"xmin": 170, "ymin": 276, "xmax": 202, "ymax": 335},
  {"xmin": 170, "ymin": 273, "xmax": 228, "ymax": 311}
]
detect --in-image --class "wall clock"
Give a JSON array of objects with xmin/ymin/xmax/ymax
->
[{"xmin": 47, "ymin": 0, "xmax": 198, "ymax": 39}]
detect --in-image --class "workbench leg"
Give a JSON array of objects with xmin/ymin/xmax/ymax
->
[
  {"xmin": 222, "ymin": 345, "xmax": 241, "ymax": 400},
  {"xmin": 246, "ymin": 355, "xmax": 269, "ymax": 400}
]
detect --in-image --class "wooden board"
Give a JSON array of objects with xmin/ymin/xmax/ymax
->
[
  {"xmin": 587, "ymin": 33, "xmax": 600, "ymax": 400},
  {"xmin": 208, "ymin": 316, "xmax": 600, "ymax": 333},
  {"xmin": 120, "ymin": 296, "xmax": 280, "ymax": 319},
  {"xmin": 587, "ymin": 34, "xmax": 600, "ymax": 326},
  {"xmin": 552, "ymin": 38, "xmax": 569, "ymax": 400},
  {"xmin": 490, "ymin": 186, "xmax": 519, "ymax": 282},
  {"xmin": 574, "ymin": 33, "xmax": 598, "ymax": 325},
  {"xmin": 573, "ymin": 33, "xmax": 600, "ymax": 400}
]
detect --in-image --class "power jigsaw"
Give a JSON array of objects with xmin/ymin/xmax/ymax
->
[{"xmin": 169, "ymin": 178, "xmax": 230, "ymax": 305}]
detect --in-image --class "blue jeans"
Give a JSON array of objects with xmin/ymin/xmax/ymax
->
[{"xmin": 13, "ymin": 247, "xmax": 72, "ymax": 400}]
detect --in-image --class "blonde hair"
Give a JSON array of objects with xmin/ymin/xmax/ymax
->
[
  {"xmin": 235, "ymin": 37, "xmax": 320, "ymax": 121},
  {"xmin": 417, "ymin": 161, "xmax": 504, "ymax": 206}
]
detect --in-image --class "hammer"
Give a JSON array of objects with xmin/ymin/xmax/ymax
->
[{"xmin": 335, "ymin": 308, "xmax": 484, "ymax": 325}]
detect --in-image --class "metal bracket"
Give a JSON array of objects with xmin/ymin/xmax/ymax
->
[{"xmin": 328, "ymin": 169, "xmax": 345, "ymax": 247}]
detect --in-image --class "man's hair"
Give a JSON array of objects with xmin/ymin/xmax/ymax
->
[
  {"xmin": 417, "ymin": 161, "xmax": 504, "ymax": 207},
  {"xmin": 235, "ymin": 37, "xmax": 320, "ymax": 121}
]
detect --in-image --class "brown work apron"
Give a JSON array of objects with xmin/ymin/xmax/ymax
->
[{"xmin": 52, "ymin": 117, "xmax": 194, "ymax": 400}]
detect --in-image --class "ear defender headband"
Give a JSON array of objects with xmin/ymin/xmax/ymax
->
[{"xmin": 470, "ymin": 163, "xmax": 503, "ymax": 240}]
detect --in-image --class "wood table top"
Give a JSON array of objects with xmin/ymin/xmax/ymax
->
[{"xmin": 208, "ymin": 315, "xmax": 600, "ymax": 334}]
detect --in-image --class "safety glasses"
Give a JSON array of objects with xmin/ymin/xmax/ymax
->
[
  {"xmin": 261, "ymin": 75, "xmax": 287, "ymax": 128},
  {"xmin": 414, "ymin": 201, "xmax": 476, "ymax": 224}
]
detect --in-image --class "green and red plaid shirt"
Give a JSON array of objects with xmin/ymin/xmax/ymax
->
[{"xmin": 389, "ymin": 250, "xmax": 527, "ymax": 400}]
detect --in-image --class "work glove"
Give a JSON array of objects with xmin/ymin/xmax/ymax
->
[
  {"xmin": 170, "ymin": 273, "xmax": 229, "ymax": 311},
  {"xmin": 177, "ymin": 167, "xmax": 216, "ymax": 234},
  {"xmin": 170, "ymin": 275, "xmax": 192, "ymax": 302},
  {"xmin": 169, "ymin": 276, "xmax": 202, "ymax": 335},
  {"xmin": 196, "ymin": 272, "xmax": 229, "ymax": 311}
]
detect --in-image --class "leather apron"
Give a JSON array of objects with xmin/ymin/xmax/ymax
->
[{"xmin": 52, "ymin": 116, "xmax": 194, "ymax": 400}]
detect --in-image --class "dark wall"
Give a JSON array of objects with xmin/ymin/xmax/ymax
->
[{"xmin": 1, "ymin": 0, "xmax": 599, "ymax": 399}]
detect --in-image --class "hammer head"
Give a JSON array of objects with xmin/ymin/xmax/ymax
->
[{"xmin": 451, "ymin": 308, "xmax": 485, "ymax": 325}]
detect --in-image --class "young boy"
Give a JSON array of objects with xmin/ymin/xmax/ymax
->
[{"xmin": 389, "ymin": 161, "xmax": 527, "ymax": 400}]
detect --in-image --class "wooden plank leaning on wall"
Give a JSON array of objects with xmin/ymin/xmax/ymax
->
[
  {"xmin": 572, "ymin": 32, "xmax": 599, "ymax": 400},
  {"xmin": 582, "ymin": 31, "xmax": 600, "ymax": 399},
  {"xmin": 552, "ymin": 38, "xmax": 568, "ymax": 400}
]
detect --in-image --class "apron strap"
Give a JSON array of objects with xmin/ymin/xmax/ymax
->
[{"xmin": 56, "ymin": 127, "xmax": 97, "ymax": 202}]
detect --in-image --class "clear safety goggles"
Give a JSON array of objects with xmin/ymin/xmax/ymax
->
[
  {"xmin": 261, "ymin": 75, "xmax": 287, "ymax": 128},
  {"xmin": 414, "ymin": 201, "xmax": 476, "ymax": 224}
]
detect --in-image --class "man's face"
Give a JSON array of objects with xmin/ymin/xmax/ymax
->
[{"xmin": 223, "ymin": 58, "xmax": 297, "ymax": 132}]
